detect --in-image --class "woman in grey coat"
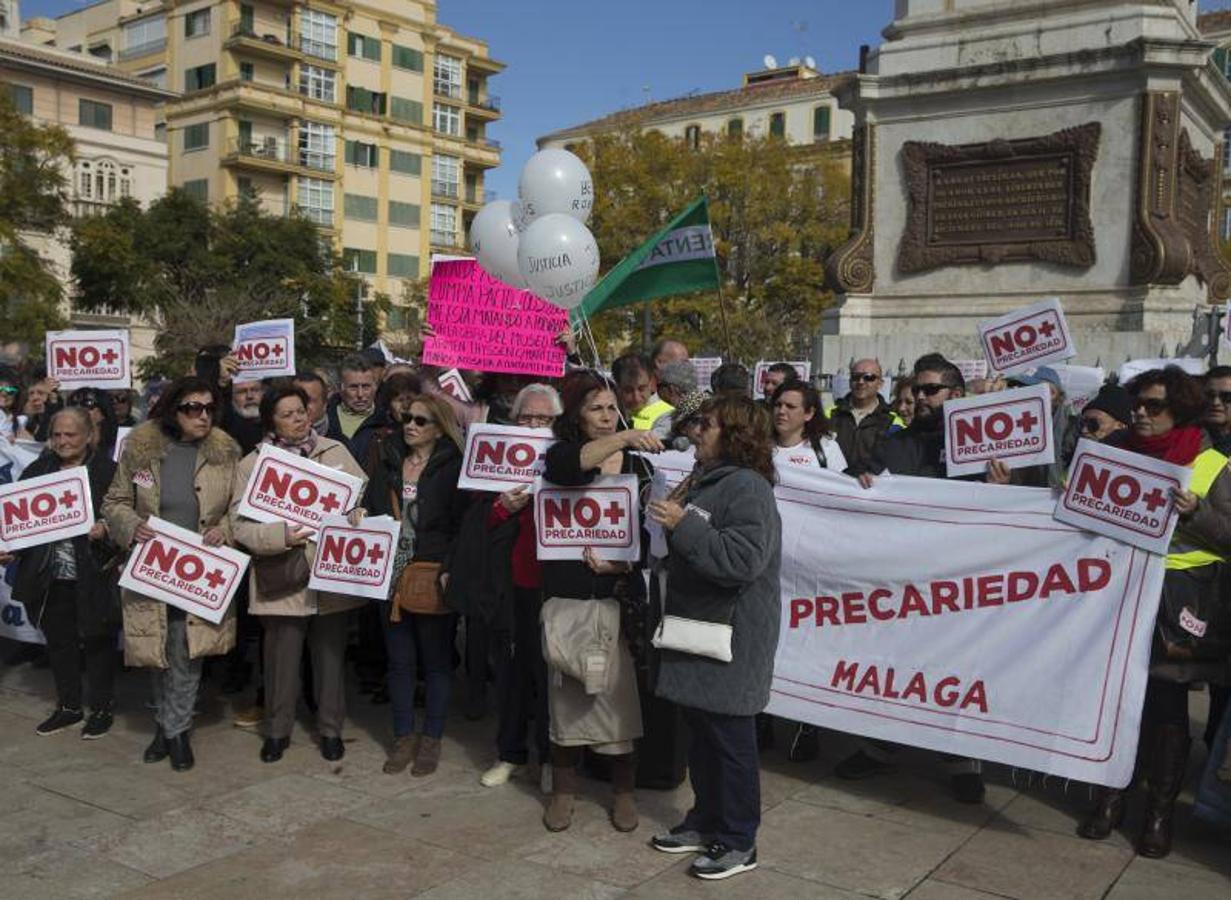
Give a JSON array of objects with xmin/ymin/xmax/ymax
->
[{"xmin": 647, "ymin": 394, "xmax": 782, "ymax": 881}]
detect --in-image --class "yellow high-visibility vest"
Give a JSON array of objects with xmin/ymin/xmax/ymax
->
[
  {"xmin": 1166, "ymin": 447, "xmax": 1229, "ymax": 571},
  {"xmin": 632, "ymin": 398, "xmax": 674, "ymax": 431}
]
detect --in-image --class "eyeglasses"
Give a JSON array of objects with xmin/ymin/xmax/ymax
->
[
  {"xmin": 912, "ymin": 383, "xmax": 950, "ymax": 397},
  {"xmin": 1207, "ymin": 391, "xmax": 1231, "ymax": 406},
  {"xmin": 177, "ymin": 401, "xmax": 217, "ymax": 417},
  {"xmin": 1079, "ymin": 417, "xmax": 1103, "ymax": 434},
  {"xmin": 74, "ymin": 397, "xmax": 100, "ymax": 410},
  {"xmin": 850, "ymin": 373, "xmax": 881, "ymax": 384},
  {"xmin": 1133, "ymin": 397, "xmax": 1169, "ymax": 416},
  {"xmin": 401, "ymin": 413, "xmax": 436, "ymax": 428},
  {"xmin": 517, "ymin": 414, "xmax": 555, "ymax": 427}
]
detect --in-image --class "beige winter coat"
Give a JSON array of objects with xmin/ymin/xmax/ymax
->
[
  {"xmin": 102, "ymin": 421, "xmax": 241, "ymax": 668},
  {"xmin": 229, "ymin": 437, "xmax": 368, "ymax": 617}
]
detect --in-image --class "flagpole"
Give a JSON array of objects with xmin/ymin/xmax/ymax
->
[{"xmin": 715, "ymin": 282, "xmax": 734, "ymax": 360}]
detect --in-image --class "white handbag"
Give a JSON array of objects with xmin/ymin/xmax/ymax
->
[{"xmin": 650, "ymin": 569, "xmax": 733, "ymax": 662}]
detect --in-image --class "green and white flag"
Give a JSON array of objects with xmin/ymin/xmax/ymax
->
[{"xmin": 571, "ymin": 196, "xmax": 721, "ymax": 323}]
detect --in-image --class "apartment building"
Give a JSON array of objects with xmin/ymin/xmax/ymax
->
[
  {"xmin": 28, "ymin": 0, "xmax": 503, "ymax": 334},
  {"xmin": 1, "ymin": 35, "xmax": 173, "ymax": 360}
]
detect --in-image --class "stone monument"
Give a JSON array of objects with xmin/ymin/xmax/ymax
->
[{"xmin": 821, "ymin": 0, "xmax": 1231, "ymax": 374}]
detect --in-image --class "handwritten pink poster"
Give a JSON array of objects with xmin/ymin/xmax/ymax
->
[{"xmin": 423, "ymin": 260, "xmax": 568, "ymax": 378}]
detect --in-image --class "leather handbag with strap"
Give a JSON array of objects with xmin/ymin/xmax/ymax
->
[
  {"xmin": 390, "ymin": 560, "xmax": 447, "ymax": 620},
  {"xmin": 253, "ymin": 548, "xmax": 310, "ymax": 599}
]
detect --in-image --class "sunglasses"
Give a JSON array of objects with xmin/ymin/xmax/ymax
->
[
  {"xmin": 912, "ymin": 383, "xmax": 950, "ymax": 397},
  {"xmin": 177, "ymin": 401, "xmax": 217, "ymax": 417},
  {"xmin": 0, "ymin": 386, "xmax": 18, "ymax": 396},
  {"xmin": 1079, "ymin": 417, "xmax": 1103, "ymax": 434},
  {"xmin": 75, "ymin": 397, "xmax": 100, "ymax": 409},
  {"xmin": 401, "ymin": 413, "xmax": 436, "ymax": 428},
  {"xmin": 1207, "ymin": 391, "xmax": 1231, "ymax": 406},
  {"xmin": 850, "ymin": 373, "xmax": 881, "ymax": 384},
  {"xmin": 1133, "ymin": 397, "xmax": 1168, "ymax": 416}
]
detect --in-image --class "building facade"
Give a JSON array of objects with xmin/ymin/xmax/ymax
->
[
  {"xmin": 1198, "ymin": 9, "xmax": 1231, "ymax": 241},
  {"xmin": 26, "ymin": 0, "xmax": 503, "ymax": 335},
  {"xmin": 1, "ymin": 36, "xmax": 173, "ymax": 360}
]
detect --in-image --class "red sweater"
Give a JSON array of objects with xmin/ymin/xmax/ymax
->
[{"xmin": 487, "ymin": 501, "xmax": 541, "ymax": 589}]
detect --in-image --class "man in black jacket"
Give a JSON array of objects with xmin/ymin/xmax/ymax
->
[
  {"xmin": 325, "ymin": 354, "xmax": 384, "ymax": 463},
  {"xmin": 831, "ymin": 359, "xmax": 896, "ymax": 474}
]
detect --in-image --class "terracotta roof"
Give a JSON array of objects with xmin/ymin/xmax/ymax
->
[
  {"xmin": 0, "ymin": 37, "xmax": 177, "ymax": 97},
  {"xmin": 1198, "ymin": 10, "xmax": 1231, "ymax": 36},
  {"xmin": 539, "ymin": 70, "xmax": 855, "ymax": 142}
]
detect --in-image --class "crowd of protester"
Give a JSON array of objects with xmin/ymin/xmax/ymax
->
[{"xmin": 0, "ymin": 335, "xmax": 1229, "ymax": 881}]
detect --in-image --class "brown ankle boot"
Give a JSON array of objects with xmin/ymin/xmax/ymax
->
[
  {"xmin": 610, "ymin": 753, "xmax": 638, "ymax": 832},
  {"xmin": 1138, "ymin": 724, "xmax": 1190, "ymax": 859},
  {"xmin": 543, "ymin": 762, "xmax": 577, "ymax": 832},
  {"xmin": 383, "ymin": 735, "xmax": 417, "ymax": 774},
  {"xmin": 411, "ymin": 735, "xmax": 441, "ymax": 777},
  {"xmin": 1076, "ymin": 787, "xmax": 1125, "ymax": 840}
]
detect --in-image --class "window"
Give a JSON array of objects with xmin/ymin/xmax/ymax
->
[
  {"xmin": 347, "ymin": 32, "xmax": 381, "ymax": 62},
  {"xmin": 346, "ymin": 86, "xmax": 387, "ymax": 116},
  {"xmin": 139, "ymin": 66, "xmax": 167, "ymax": 89},
  {"xmin": 387, "ymin": 96, "xmax": 421, "ymax": 125},
  {"xmin": 432, "ymin": 103, "xmax": 460, "ymax": 135},
  {"xmin": 154, "ymin": 122, "xmax": 167, "ymax": 143},
  {"xmin": 431, "ymin": 154, "xmax": 460, "ymax": 197},
  {"xmin": 344, "ymin": 193, "xmax": 378, "ymax": 221},
  {"xmin": 297, "ymin": 176, "xmax": 333, "ymax": 225},
  {"xmin": 123, "ymin": 15, "xmax": 165, "ymax": 58},
  {"xmin": 184, "ymin": 8, "xmax": 210, "ymax": 39},
  {"xmin": 300, "ymin": 65, "xmax": 336, "ymax": 103},
  {"xmin": 239, "ymin": 4, "xmax": 254, "ymax": 34},
  {"xmin": 430, "ymin": 203, "xmax": 457, "ymax": 246},
  {"xmin": 433, "ymin": 54, "xmax": 463, "ymax": 99},
  {"xmin": 388, "ymin": 200, "xmax": 420, "ymax": 228},
  {"xmin": 299, "ymin": 9, "xmax": 337, "ymax": 61},
  {"xmin": 76, "ymin": 158, "xmax": 132, "ymax": 204},
  {"xmin": 89, "ymin": 43, "xmax": 113, "ymax": 61},
  {"xmin": 298, "ymin": 121, "xmax": 335, "ymax": 171},
  {"xmin": 345, "ymin": 140, "xmax": 378, "ymax": 168},
  {"xmin": 79, "ymin": 99, "xmax": 113, "ymax": 130},
  {"xmin": 239, "ymin": 62, "xmax": 253, "ymax": 82},
  {"xmin": 182, "ymin": 179, "xmax": 208, "ymax": 202},
  {"xmin": 238, "ymin": 176, "xmax": 255, "ymax": 198},
  {"xmin": 184, "ymin": 63, "xmax": 216, "ymax": 92},
  {"xmin": 393, "ymin": 44, "xmax": 423, "ymax": 72},
  {"xmin": 386, "ymin": 305, "xmax": 410, "ymax": 330},
  {"xmin": 183, "ymin": 122, "xmax": 209, "ymax": 151},
  {"xmin": 727, "ymin": 117, "xmax": 743, "ymax": 138},
  {"xmin": 813, "ymin": 105, "xmax": 831, "ymax": 141},
  {"xmin": 389, "ymin": 149, "xmax": 421, "ymax": 175},
  {"xmin": 344, "ymin": 248, "xmax": 377, "ymax": 274},
  {"xmin": 769, "ymin": 112, "xmax": 786, "ymax": 138},
  {"xmin": 387, "ymin": 253, "xmax": 419, "ymax": 277},
  {"xmin": 684, "ymin": 124, "xmax": 700, "ymax": 150},
  {"xmin": 7, "ymin": 83, "xmax": 32, "ymax": 115}
]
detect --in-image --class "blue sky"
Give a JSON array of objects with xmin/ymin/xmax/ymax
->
[{"xmin": 20, "ymin": 0, "xmax": 1231, "ymax": 198}]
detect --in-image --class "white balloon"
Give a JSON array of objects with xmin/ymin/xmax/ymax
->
[
  {"xmin": 468, "ymin": 200, "xmax": 527, "ymax": 288},
  {"xmin": 517, "ymin": 213, "xmax": 600, "ymax": 310},
  {"xmin": 518, "ymin": 149, "xmax": 594, "ymax": 225}
]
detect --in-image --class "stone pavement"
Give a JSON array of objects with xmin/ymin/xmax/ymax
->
[{"xmin": 0, "ymin": 657, "xmax": 1227, "ymax": 900}]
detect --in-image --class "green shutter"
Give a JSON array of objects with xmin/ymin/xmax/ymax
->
[
  {"xmin": 388, "ymin": 200, "xmax": 420, "ymax": 227},
  {"xmin": 389, "ymin": 149, "xmax": 421, "ymax": 175},
  {"xmin": 344, "ymin": 193, "xmax": 378, "ymax": 221},
  {"xmin": 8, "ymin": 84, "xmax": 33, "ymax": 115},
  {"xmin": 387, "ymin": 253, "xmax": 419, "ymax": 277},
  {"xmin": 1216, "ymin": 47, "xmax": 1229, "ymax": 79},
  {"xmin": 344, "ymin": 248, "xmax": 377, "ymax": 274},
  {"xmin": 348, "ymin": 32, "xmax": 380, "ymax": 61},
  {"xmin": 182, "ymin": 179, "xmax": 208, "ymax": 201},
  {"xmin": 393, "ymin": 45, "xmax": 423, "ymax": 72},
  {"xmin": 184, "ymin": 122, "xmax": 209, "ymax": 151},
  {"xmin": 344, "ymin": 140, "xmax": 355, "ymax": 165},
  {"xmin": 390, "ymin": 97, "xmax": 422, "ymax": 124},
  {"xmin": 347, "ymin": 33, "xmax": 359, "ymax": 56},
  {"xmin": 770, "ymin": 112, "xmax": 785, "ymax": 138},
  {"xmin": 813, "ymin": 106, "xmax": 831, "ymax": 139}
]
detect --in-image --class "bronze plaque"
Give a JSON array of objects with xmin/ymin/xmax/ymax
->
[{"xmin": 897, "ymin": 123, "xmax": 1100, "ymax": 275}]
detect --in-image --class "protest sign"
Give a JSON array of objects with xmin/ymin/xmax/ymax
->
[
  {"xmin": 119, "ymin": 517, "xmax": 249, "ymax": 624},
  {"xmin": 423, "ymin": 258, "xmax": 568, "ymax": 377},
  {"xmin": 45, "ymin": 329, "xmax": 130, "ymax": 390},
  {"xmin": 978, "ymin": 298, "xmax": 1075, "ymax": 375},
  {"xmin": 754, "ymin": 361, "xmax": 812, "ymax": 398},
  {"xmin": 1117, "ymin": 357, "xmax": 1205, "ymax": 384},
  {"xmin": 308, "ymin": 516, "xmax": 401, "ymax": 601},
  {"xmin": 1224, "ymin": 301, "xmax": 1231, "ymax": 349},
  {"xmin": 534, "ymin": 474, "xmax": 640, "ymax": 561},
  {"xmin": 436, "ymin": 369, "xmax": 473, "ymax": 403},
  {"xmin": 112, "ymin": 426, "xmax": 132, "ymax": 464},
  {"xmin": 0, "ymin": 466, "xmax": 93, "ymax": 552},
  {"xmin": 1054, "ymin": 439, "xmax": 1192, "ymax": 555},
  {"xmin": 690, "ymin": 357, "xmax": 723, "ymax": 389},
  {"xmin": 953, "ymin": 359, "xmax": 989, "ymax": 383},
  {"xmin": 0, "ymin": 571, "xmax": 43, "ymax": 643},
  {"xmin": 767, "ymin": 465, "xmax": 1164, "ymax": 787},
  {"xmin": 237, "ymin": 444, "xmax": 366, "ymax": 533},
  {"xmin": 233, "ymin": 318, "xmax": 296, "ymax": 381},
  {"xmin": 457, "ymin": 424, "xmax": 554, "ymax": 493},
  {"xmin": 944, "ymin": 384, "xmax": 1054, "ymax": 477},
  {"xmin": 642, "ymin": 448, "xmax": 695, "ymax": 558},
  {"xmin": 1046, "ymin": 364, "xmax": 1105, "ymax": 413}
]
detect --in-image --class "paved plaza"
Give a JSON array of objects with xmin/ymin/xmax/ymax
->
[{"xmin": 0, "ymin": 657, "xmax": 1227, "ymax": 900}]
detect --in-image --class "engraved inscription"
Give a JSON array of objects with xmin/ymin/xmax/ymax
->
[{"xmin": 928, "ymin": 157, "xmax": 1074, "ymax": 245}]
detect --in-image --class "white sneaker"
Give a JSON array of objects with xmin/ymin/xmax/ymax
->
[
  {"xmin": 540, "ymin": 764, "xmax": 553, "ymax": 795},
  {"xmin": 479, "ymin": 761, "xmax": 521, "ymax": 787}
]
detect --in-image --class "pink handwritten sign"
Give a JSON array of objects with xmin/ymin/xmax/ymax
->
[{"xmin": 423, "ymin": 260, "xmax": 568, "ymax": 378}]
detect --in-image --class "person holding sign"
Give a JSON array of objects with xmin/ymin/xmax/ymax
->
[
  {"xmin": 539, "ymin": 371, "xmax": 658, "ymax": 834},
  {"xmin": 1078, "ymin": 368, "xmax": 1231, "ymax": 859},
  {"xmin": 229, "ymin": 384, "xmax": 368, "ymax": 765},
  {"xmin": 102, "ymin": 376, "xmax": 242, "ymax": 773},
  {"xmin": 1, "ymin": 408, "xmax": 120, "ymax": 739},
  {"xmin": 365, "ymin": 394, "xmax": 468, "ymax": 778}
]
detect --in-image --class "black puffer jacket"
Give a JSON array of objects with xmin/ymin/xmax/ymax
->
[
  {"xmin": 365, "ymin": 434, "xmax": 468, "ymax": 565},
  {"xmin": 830, "ymin": 395, "xmax": 896, "ymax": 474}
]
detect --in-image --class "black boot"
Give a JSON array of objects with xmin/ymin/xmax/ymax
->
[
  {"xmin": 1138, "ymin": 724, "xmax": 1190, "ymax": 859},
  {"xmin": 167, "ymin": 731, "xmax": 195, "ymax": 772},
  {"xmin": 261, "ymin": 736, "xmax": 289, "ymax": 763},
  {"xmin": 1077, "ymin": 787, "xmax": 1125, "ymax": 840},
  {"xmin": 143, "ymin": 726, "xmax": 168, "ymax": 763}
]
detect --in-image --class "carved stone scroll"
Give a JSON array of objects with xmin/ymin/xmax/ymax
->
[{"xmin": 825, "ymin": 123, "xmax": 876, "ymax": 294}]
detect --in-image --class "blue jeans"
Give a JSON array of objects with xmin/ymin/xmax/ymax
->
[{"xmin": 381, "ymin": 608, "xmax": 457, "ymax": 739}]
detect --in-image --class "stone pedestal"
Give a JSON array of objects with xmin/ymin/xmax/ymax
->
[{"xmin": 820, "ymin": 0, "xmax": 1231, "ymax": 375}]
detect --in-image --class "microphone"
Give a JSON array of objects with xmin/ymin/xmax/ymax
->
[{"xmin": 671, "ymin": 435, "xmax": 692, "ymax": 452}]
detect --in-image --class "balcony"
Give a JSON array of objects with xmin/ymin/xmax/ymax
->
[
  {"xmin": 71, "ymin": 199, "xmax": 120, "ymax": 218},
  {"xmin": 431, "ymin": 179, "xmax": 460, "ymax": 199},
  {"xmin": 225, "ymin": 24, "xmax": 302, "ymax": 63},
  {"xmin": 221, "ymin": 136, "xmax": 336, "ymax": 180},
  {"xmin": 433, "ymin": 79, "xmax": 463, "ymax": 100},
  {"xmin": 119, "ymin": 38, "xmax": 166, "ymax": 60},
  {"xmin": 463, "ymin": 184, "xmax": 486, "ymax": 208},
  {"xmin": 468, "ymin": 93, "xmax": 500, "ymax": 117}
]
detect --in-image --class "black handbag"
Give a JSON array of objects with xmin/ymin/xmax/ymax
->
[
  {"xmin": 253, "ymin": 549, "xmax": 310, "ymax": 598},
  {"xmin": 1156, "ymin": 564, "xmax": 1231, "ymax": 663}
]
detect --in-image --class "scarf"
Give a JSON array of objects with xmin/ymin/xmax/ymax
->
[
  {"xmin": 1125, "ymin": 425, "xmax": 1203, "ymax": 466},
  {"xmin": 266, "ymin": 431, "xmax": 318, "ymax": 458}
]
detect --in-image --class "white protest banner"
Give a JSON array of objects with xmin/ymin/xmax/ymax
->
[
  {"xmin": 943, "ymin": 384, "xmax": 1054, "ymax": 478},
  {"xmin": 457, "ymin": 423, "xmax": 554, "ymax": 493},
  {"xmin": 754, "ymin": 361, "xmax": 812, "ymax": 398},
  {"xmin": 308, "ymin": 516, "xmax": 401, "ymax": 601},
  {"xmin": 1054, "ymin": 439, "xmax": 1192, "ymax": 555},
  {"xmin": 233, "ymin": 318, "xmax": 296, "ymax": 382},
  {"xmin": 1117, "ymin": 357, "xmax": 1205, "ymax": 384},
  {"xmin": 45, "ymin": 329, "xmax": 131, "ymax": 390},
  {"xmin": 978, "ymin": 298, "xmax": 1075, "ymax": 375},
  {"xmin": 953, "ymin": 359, "xmax": 989, "ymax": 383},
  {"xmin": 690, "ymin": 357, "xmax": 723, "ymax": 389},
  {"xmin": 437, "ymin": 369, "xmax": 473, "ymax": 403},
  {"xmin": 0, "ymin": 466, "xmax": 93, "ymax": 552},
  {"xmin": 237, "ymin": 444, "xmax": 366, "ymax": 534},
  {"xmin": 0, "ymin": 569, "xmax": 43, "ymax": 643},
  {"xmin": 534, "ymin": 474, "xmax": 640, "ymax": 561},
  {"xmin": 119, "ymin": 517, "xmax": 249, "ymax": 624},
  {"xmin": 112, "ymin": 426, "xmax": 132, "ymax": 464},
  {"xmin": 767, "ymin": 466, "xmax": 1164, "ymax": 787}
]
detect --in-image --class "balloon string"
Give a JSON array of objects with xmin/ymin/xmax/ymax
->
[{"xmin": 575, "ymin": 308, "xmax": 632, "ymax": 432}]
